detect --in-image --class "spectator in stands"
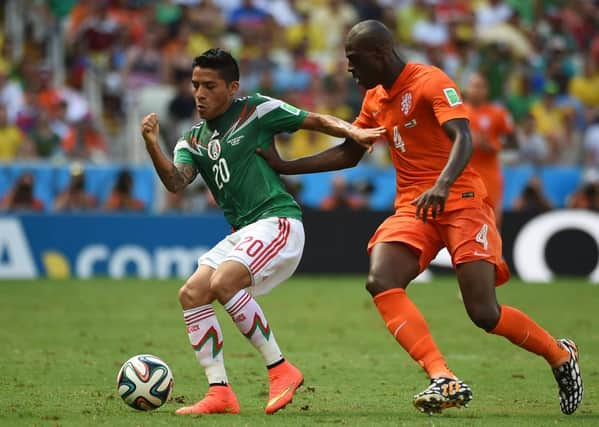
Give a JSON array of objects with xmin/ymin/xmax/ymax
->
[
  {"xmin": 15, "ymin": 90, "xmax": 39, "ymax": 134},
  {"xmin": 583, "ymin": 108, "xmax": 599, "ymax": 168},
  {"xmin": 511, "ymin": 176, "xmax": 553, "ymax": 214},
  {"xmin": 530, "ymin": 81, "xmax": 574, "ymax": 163},
  {"xmin": 166, "ymin": 75, "xmax": 197, "ymax": 150},
  {"xmin": 0, "ymin": 104, "xmax": 27, "ymax": 161},
  {"xmin": 0, "ymin": 63, "xmax": 24, "ymax": 123},
  {"xmin": 517, "ymin": 113, "xmax": 549, "ymax": 167},
  {"xmin": 30, "ymin": 110, "xmax": 62, "ymax": 159},
  {"xmin": 506, "ymin": 73, "xmax": 539, "ymax": 124},
  {"xmin": 396, "ymin": 0, "xmax": 428, "ymax": 43},
  {"xmin": 49, "ymin": 99, "xmax": 70, "ymax": 140},
  {"xmin": 0, "ymin": 172, "xmax": 44, "ymax": 212},
  {"xmin": 228, "ymin": 0, "xmax": 271, "ymax": 34},
  {"xmin": 320, "ymin": 175, "xmax": 368, "ymax": 211},
  {"xmin": 568, "ymin": 169, "xmax": 599, "ymax": 211},
  {"xmin": 476, "ymin": 0, "xmax": 512, "ymax": 29},
  {"xmin": 411, "ymin": 1, "xmax": 448, "ymax": 48},
  {"xmin": 62, "ymin": 115, "xmax": 108, "ymax": 162},
  {"xmin": 35, "ymin": 66, "xmax": 62, "ymax": 114},
  {"xmin": 71, "ymin": 1, "xmax": 121, "ymax": 65},
  {"xmin": 568, "ymin": 55, "xmax": 599, "ymax": 108},
  {"xmin": 105, "ymin": 169, "xmax": 145, "ymax": 212},
  {"xmin": 54, "ymin": 164, "xmax": 97, "ymax": 212},
  {"xmin": 121, "ymin": 27, "xmax": 167, "ymax": 90}
]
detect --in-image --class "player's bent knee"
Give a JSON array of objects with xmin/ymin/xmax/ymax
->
[
  {"xmin": 466, "ymin": 303, "xmax": 500, "ymax": 331},
  {"xmin": 179, "ymin": 282, "xmax": 213, "ymax": 308},
  {"xmin": 366, "ymin": 274, "xmax": 393, "ymax": 296}
]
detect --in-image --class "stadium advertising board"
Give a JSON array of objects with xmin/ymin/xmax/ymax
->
[
  {"xmin": 0, "ymin": 214, "xmax": 230, "ymax": 279},
  {"xmin": 0, "ymin": 210, "xmax": 597, "ymax": 281},
  {"xmin": 298, "ymin": 209, "xmax": 599, "ymax": 283}
]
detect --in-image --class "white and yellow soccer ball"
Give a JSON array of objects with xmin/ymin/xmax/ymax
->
[{"xmin": 116, "ymin": 354, "xmax": 174, "ymax": 410}]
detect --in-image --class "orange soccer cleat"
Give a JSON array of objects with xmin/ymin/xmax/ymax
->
[
  {"xmin": 265, "ymin": 360, "xmax": 304, "ymax": 414},
  {"xmin": 175, "ymin": 384, "xmax": 240, "ymax": 415}
]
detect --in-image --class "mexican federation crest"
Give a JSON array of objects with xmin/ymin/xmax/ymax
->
[
  {"xmin": 400, "ymin": 92, "xmax": 412, "ymax": 116},
  {"xmin": 207, "ymin": 139, "xmax": 221, "ymax": 160}
]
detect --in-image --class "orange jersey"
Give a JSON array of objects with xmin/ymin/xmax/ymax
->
[
  {"xmin": 353, "ymin": 63, "xmax": 486, "ymax": 213},
  {"xmin": 465, "ymin": 103, "xmax": 513, "ymax": 207}
]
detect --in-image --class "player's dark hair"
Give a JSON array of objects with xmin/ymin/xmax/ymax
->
[{"xmin": 192, "ymin": 48, "xmax": 240, "ymax": 83}]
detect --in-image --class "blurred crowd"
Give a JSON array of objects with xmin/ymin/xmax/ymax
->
[{"xmin": 1, "ymin": 0, "xmax": 599, "ymax": 213}]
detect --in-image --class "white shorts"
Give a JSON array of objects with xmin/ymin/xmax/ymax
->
[{"xmin": 198, "ymin": 217, "xmax": 305, "ymax": 296}]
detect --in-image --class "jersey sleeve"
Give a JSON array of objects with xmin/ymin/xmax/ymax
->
[
  {"xmin": 423, "ymin": 69, "xmax": 469, "ymax": 125},
  {"xmin": 173, "ymin": 132, "xmax": 197, "ymax": 167},
  {"xmin": 498, "ymin": 107, "xmax": 515, "ymax": 134},
  {"xmin": 254, "ymin": 94, "xmax": 308, "ymax": 134}
]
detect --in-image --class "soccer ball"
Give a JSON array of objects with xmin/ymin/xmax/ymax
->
[{"xmin": 116, "ymin": 354, "xmax": 174, "ymax": 411}]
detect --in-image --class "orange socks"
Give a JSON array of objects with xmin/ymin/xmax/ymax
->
[
  {"xmin": 489, "ymin": 305, "xmax": 570, "ymax": 368},
  {"xmin": 373, "ymin": 288, "xmax": 454, "ymax": 379}
]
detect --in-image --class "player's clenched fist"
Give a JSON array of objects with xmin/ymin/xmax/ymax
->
[{"xmin": 141, "ymin": 113, "xmax": 160, "ymax": 145}]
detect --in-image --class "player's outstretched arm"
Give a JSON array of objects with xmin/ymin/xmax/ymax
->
[
  {"xmin": 141, "ymin": 113, "xmax": 197, "ymax": 193},
  {"xmin": 257, "ymin": 138, "xmax": 367, "ymax": 175},
  {"xmin": 300, "ymin": 112, "xmax": 385, "ymax": 152},
  {"xmin": 412, "ymin": 118, "xmax": 473, "ymax": 222}
]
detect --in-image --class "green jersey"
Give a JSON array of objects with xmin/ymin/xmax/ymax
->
[{"xmin": 174, "ymin": 94, "xmax": 308, "ymax": 229}]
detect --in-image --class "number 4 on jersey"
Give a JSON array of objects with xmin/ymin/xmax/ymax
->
[{"xmin": 393, "ymin": 126, "xmax": 406, "ymax": 152}]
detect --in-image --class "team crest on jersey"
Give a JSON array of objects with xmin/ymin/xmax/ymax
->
[
  {"xmin": 400, "ymin": 92, "xmax": 412, "ymax": 116},
  {"xmin": 207, "ymin": 139, "xmax": 221, "ymax": 160}
]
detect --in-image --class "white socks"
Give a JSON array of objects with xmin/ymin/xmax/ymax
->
[
  {"xmin": 184, "ymin": 290, "xmax": 283, "ymax": 386},
  {"xmin": 183, "ymin": 305, "xmax": 228, "ymax": 385},
  {"xmin": 224, "ymin": 290, "xmax": 283, "ymax": 366}
]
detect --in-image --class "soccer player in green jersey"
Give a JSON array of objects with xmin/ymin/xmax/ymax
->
[{"xmin": 141, "ymin": 48, "xmax": 384, "ymax": 415}]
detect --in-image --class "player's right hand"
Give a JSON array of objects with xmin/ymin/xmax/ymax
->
[
  {"xmin": 141, "ymin": 113, "xmax": 160, "ymax": 145},
  {"xmin": 256, "ymin": 143, "xmax": 287, "ymax": 173}
]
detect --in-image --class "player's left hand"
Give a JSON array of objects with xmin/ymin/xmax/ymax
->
[
  {"xmin": 411, "ymin": 182, "xmax": 450, "ymax": 222},
  {"xmin": 348, "ymin": 126, "xmax": 386, "ymax": 153}
]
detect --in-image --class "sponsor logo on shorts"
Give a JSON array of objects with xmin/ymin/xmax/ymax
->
[
  {"xmin": 473, "ymin": 250, "xmax": 489, "ymax": 257},
  {"xmin": 462, "ymin": 192, "xmax": 475, "ymax": 198}
]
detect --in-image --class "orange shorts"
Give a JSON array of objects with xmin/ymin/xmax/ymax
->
[
  {"xmin": 367, "ymin": 202, "xmax": 510, "ymax": 286},
  {"xmin": 483, "ymin": 177, "xmax": 502, "ymax": 211}
]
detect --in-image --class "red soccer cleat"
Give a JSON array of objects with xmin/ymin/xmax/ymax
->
[
  {"xmin": 175, "ymin": 384, "xmax": 240, "ymax": 415},
  {"xmin": 265, "ymin": 361, "xmax": 304, "ymax": 414}
]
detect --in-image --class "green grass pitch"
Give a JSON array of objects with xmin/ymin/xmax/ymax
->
[{"xmin": 0, "ymin": 276, "xmax": 597, "ymax": 426}]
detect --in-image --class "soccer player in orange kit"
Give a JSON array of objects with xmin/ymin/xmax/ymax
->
[
  {"xmin": 258, "ymin": 20, "xmax": 583, "ymax": 415},
  {"xmin": 465, "ymin": 72, "xmax": 517, "ymax": 226}
]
